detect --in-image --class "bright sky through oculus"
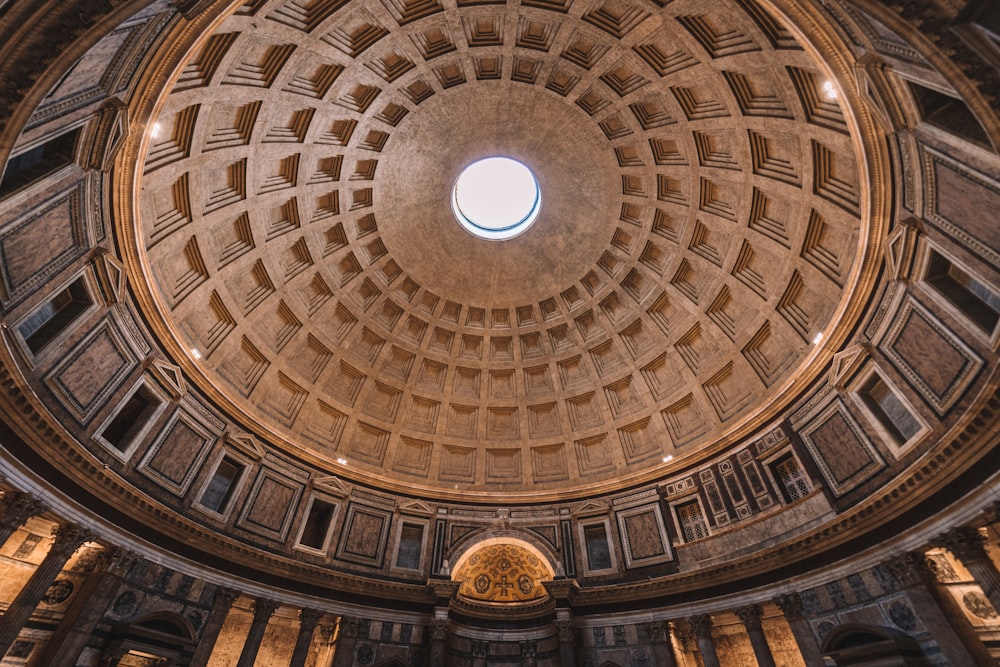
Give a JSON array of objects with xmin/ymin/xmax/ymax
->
[{"xmin": 453, "ymin": 157, "xmax": 541, "ymax": 240}]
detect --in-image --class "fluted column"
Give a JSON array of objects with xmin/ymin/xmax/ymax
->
[
  {"xmin": 884, "ymin": 551, "xmax": 993, "ymax": 666},
  {"xmin": 736, "ymin": 604, "xmax": 776, "ymax": 667},
  {"xmin": 939, "ymin": 527, "xmax": 1000, "ymax": 614},
  {"xmin": 429, "ymin": 619, "xmax": 449, "ymax": 667},
  {"xmin": 520, "ymin": 639, "xmax": 538, "ymax": 667},
  {"xmin": 332, "ymin": 616, "xmax": 361, "ymax": 667},
  {"xmin": 289, "ymin": 608, "xmax": 323, "ymax": 667},
  {"xmin": 645, "ymin": 620, "xmax": 678, "ymax": 667},
  {"xmin": 0, "ymin": 522, "xmax": 92, "ymax": 658},
  {"xmin": 36, "ymin": 548, "xmax": 140, "ymax": 667},
  {"xmin": 554, "ymin": 619, "xmax": 576, "ymax": 667},
  {"xmin": 471, "ymin": 639, "xmax": 488, "ymax": 667},
  {"xmin": 235, "ymin": 598, "xmax": 279, "ymax": 667},
  {"xmin": 189, "ymin": 586, "xmax": 238, "ymax": 667},
  {"xmin": 689, "ymin": 614, "xmax": 720, "ymax": 667},
  {"xmin": 772, "ymin": 593, "xmax": 824, "ymax": 667},
  {"xmin": 0, "ymin": 491, "xmax": 46, "ymax": 548}
]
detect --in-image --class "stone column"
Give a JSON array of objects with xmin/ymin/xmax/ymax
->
[
  {"xmin": 0, "ymin": 491, "xmax": 45, "ymax": 548},
  {"xmin": 519, "ymin": 639, "xmax": 538, "ymax": 667},
  {"xmin": 939, "ymin": 527, "xmax": 1000, "ymax": 613},
  {"xmin": 188, "ymin": 586, "xmax": 239, "ymax": 667},
  {"xmin": 0, "ymin": 522, "xmax": 92, "ymax": 658},
  {"xmin": 736, "ymin": 604, "xmax": 776, "ymax": 667},
  {"xmin": 235, "ymin": 598, "xmax": 279, "ymax": 667},
  {"xmin": 689, "ymin": 614, "xmax": 720, "ymax": 667},
  {"xmin": 289, "ymin": 608, "xmax": 323, "ymax": 667},
  {"xmin": 884, "ymin": 551, "xmax": 993, "ymax": 667},
  {"xmin": 429, "ymin": 619, "xmax": 449, "ymax": 667},
  {"xmin": 35, "ymin": 547, "xmax": 139, "ymax": 667},
  {"xmin": 772, "ymin": 593, "xmax": 825, "ymax": 667},
  {"xmin": 542, "ymin": 578, "xmax": 578, "ymax": 667},
  {"xmin": 471, "ymin": 639, "xmax": 488, "ymax": 667},
  {"xmin": 332, "ymin": 616, "xmax": 361, "ymax": 667},
  {"xmin": 645, "ymin": 620, "xmax": 678, "ymax": 667},
  {"xmin": 554, "ymin": 620, "xmax": 577, "ymax": 667}
]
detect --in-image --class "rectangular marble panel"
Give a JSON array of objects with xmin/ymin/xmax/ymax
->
[
  {"xmin": 336, "ymin": 502, "xmax": 391, "ymax": 567},
  {"xmin": 139, "ymin": 408, "xmax": 216, "ymax": 494},
  {"xmin": 237, "ymin": 470, "xmax": 303, "ymax": 540},
  {"xmin": 46, "ymin": 319, "xmax": 138, "ymax": 422},
  {"xmin": 0, "ymin": 185, "xmax": 87, "ymax": 305},
  {"xmin": 800, "ymin": 399, "xmax": 884, "ymax": 495},
  {"xmin": 881, "ymin": 297, "xmax": 983, "ymax": 414},
  {"xmin": 616, "ymin": 503, "xmax": 672, "ymax": 567}
]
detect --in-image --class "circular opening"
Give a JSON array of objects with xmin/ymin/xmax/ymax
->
[{"xmin": 453, "ymin": 157, "xmax": 540, "ymax": 240}]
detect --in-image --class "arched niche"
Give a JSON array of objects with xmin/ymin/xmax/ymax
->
[
  {"xmin": 450, "ymin": 536, "xmax": 557, "ymax": 604},
  {"xmin": 821, "ymin": 623, "xmax": 927, "ymax": 666}
]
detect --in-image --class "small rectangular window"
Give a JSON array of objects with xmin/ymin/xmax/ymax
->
[
  {"xmin": 99, "ymin": 384, "xmax": 162, "ymax": 452},
  {"xmin": 19, "ymin": 277, "xmax": 92, "ymax": 354},
  {"xmin": 584, "ymin": 523, "xmax": 612, "ymax": 571},
  {"xmin": 771, "ymin": 454, "xmax": 810, "ymax": 503},
  {"xmin": 860, "ymin": 374, "xmax": 922, "ymax": 445},
  {"xmin": 924, "ymin": 249, "xmax": 1000, "ymax": 333},
  {"xmin": 0, "ymin": 128, "xmax": 81, "ymax": 198},
  {"xmin": 676, "ymin": 501, "xmax": 709, "ymax": 543},
  {"xmin": 299, "ymin": 499, "xmax": 335, "ymax": 550},
  {"xmin": 200, "ymin": 456, "xmax": 244, "ymax": 513},
  {"xmin": 908, "ymin": 81, "xmax": 991, "ymax": 148},
  {"xmin": 394, "ymin": 523, "xmax": 424, "ymax": 569}
]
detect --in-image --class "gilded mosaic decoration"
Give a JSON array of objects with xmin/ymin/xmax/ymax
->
[{"xmin": 454, "ymin": 544, "xmax": 551, "ymax": 603}]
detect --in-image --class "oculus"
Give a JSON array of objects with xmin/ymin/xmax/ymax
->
[{"xmin": 452, "ymin": 157, "xmax": 541, "ymax": 240}]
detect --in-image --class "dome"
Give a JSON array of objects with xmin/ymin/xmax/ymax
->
[
  {"xmin": 133, "ymin": 0, "xmax": 873, "ymax": 501},
  {"xmin": 0, "ymin": 0, "xmax": 998, "ymax": 664}
]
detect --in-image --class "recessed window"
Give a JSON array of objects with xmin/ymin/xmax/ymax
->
[
  {"xmin": 19, "ymin": 277, "xmax": 92, "ymax": 355},
  {"xmin": 924, "ymin": 249, "xmax": 1000, "ymax": 333},
  {"xmin": 200, "ymin": 455, "xmax": 244, "ymax": 513},
  {"xmin": 676, "ymin": 500, "xmax": 709, "ymax": 543},
  {"xmin": 394, "ymin": 523, "xmax": 424, "ymax": 570},
  {"xmin": 298, "ymin": 498, "xmax": 335, "ymax": 550},
  {"xmin": 452, "ymin": 157, "xmax": 541, "ymax": 240},
  {"xmin": 908, "ymin": 81, "xmax": 991, "ymax": 149},
  {"xmin": 99, "ymin": 384, "xmax": 163, "ymax": 453},
  {"xmin": 859, "ymin": 373, "xmax": 922, "ymax": 445},
  {"xmin": 583, "ymin": 523, "xmax": 612, "ymax": 571},
  {"xmin": 0, "ymin": 128, "xmax": 81, "ymax": 198},
  {"xmin": 771, "ymin": 454, "xmax": 811, "ymax": 503}
]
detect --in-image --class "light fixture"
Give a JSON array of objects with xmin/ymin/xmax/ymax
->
[{"xmin": 822, "ymin": 80, "xmax": 837, "ymax": 100}]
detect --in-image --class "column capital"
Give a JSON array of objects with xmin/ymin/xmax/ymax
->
[
  {"xmin": 644, "ymin": 620, "xmax": 672, "ymax": 644},
  {"xmin": 50, "ymin": 523, "xmax": 95, "ymax": 557},
  {"xmin": 431, "ymin": 619, "xmax": 449, "ymax": 641},
  {"xmin": 213, "ymin": 586, "xmax": 240, "ymax": 609},
  {"xmin": 339, "ymin": 616, "xmax": 361, "ymax": 639},
  {"xmin": 689, "ymin": 613, "xmax": 713, "ymax": 639},
  {"xmin": 0, "ymin": 491, "xmax": 46, "ymax": 529},
  {"xmin": 299, "ymin": 608, "xmax": 323, "ymax": 629},
  {"xmin": 883, "ymin": 551, "xmax": 935, "ymax": 588},
  {"xmin": 938, "ymin": 526, "xmax": 989, "ymax": 562},
  {"xmin": 250, "ymin": 598, "xmax": 279, "ymax": 620},
  {"xmin": 519, "ymin": 639, "xmax": 537, "ymax": 658},
  {"xmin": 735, "ymin": 604, "xmax": 764, "ymax": 630},
  {"xmin": 555, "ymin": 619, "xmax": 576, "ymax": 644},
  {"xmin": 773, "ymin": 592, "xmax": 804, "ymax": 619},
  {"xmin": 95, "ymin": 546, "xmax": 141, "ymax": 576},
  {"xmin": 471, "ymin": 639, "xmax": 488, "ymax": 657}
]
